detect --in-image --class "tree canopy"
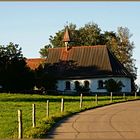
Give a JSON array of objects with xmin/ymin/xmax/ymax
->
[
  {"xmin": 0, "ymin": 42, "xmax": 35, "ymax": 92},
  {"xmin": 39, "ymin": 22, "xmax": 137, "ymax": 78},
  {"xmin": 104, "ymin": 79, "xmax": 124, "ymax": 92}
]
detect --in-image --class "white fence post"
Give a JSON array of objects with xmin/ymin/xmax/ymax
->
[
  {"xmin": 135, "ymin": 92, "xmax": 137, "ymax": 99},
  {"xmin": 32, "ymin": 104, "xmax": 36, "ymax": 127},
  {"xmin": 110, "ymin": 92, "xmax": 113, "ymax": 102},
  {"xmin": 18, "ymin": 110, "xmax": 22, "ymax": 139},
  {"xmin": 80, "ymin": 93, "xmax": 83, "ymax": 109},
  {"xmin": 95, "ymin": 94, "xmax": 98, "ymax": 105},
  {"xmin": 61, "ymin": 98, "xmax": 64, "ymax": 113},
  {"xmin": 123, "ymin": 93, "xmax": 126, "ymax": 100},
  {"xmin": 46, "ymin": 100, "xmax": 49, "ymax": 117}
]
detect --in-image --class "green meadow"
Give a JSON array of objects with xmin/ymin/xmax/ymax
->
[{"xmin": 0, "ymin": 93, "xmax": 138, "ymax": 138}]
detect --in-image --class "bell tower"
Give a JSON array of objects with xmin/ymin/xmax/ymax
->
[{"xmin": 63, "ymin": 26, "xmax": 71, "ymax": 51}]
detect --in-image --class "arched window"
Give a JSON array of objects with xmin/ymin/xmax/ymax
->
[
  {"xmin": 74, "ymin": 81, "xmax": 80, "ymax": 90},
  {"xmin": 98, "ymin": 80, "xmax": 104, "ymax": 89},
  {"xmin": 84, "ymin": 81, "xmax": 89, "ymax": 89},
  {"xmin": 65, "ymin": 81, "xmax": 71, "ymax": 90}
]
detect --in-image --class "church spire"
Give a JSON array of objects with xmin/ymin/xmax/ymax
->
[{"xmin": 63, "ymin": 26, "xmax": 71, "ymax": 51}]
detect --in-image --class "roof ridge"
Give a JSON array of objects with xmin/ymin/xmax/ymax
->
[
  {"xmin": 48, "ymin": 45, "xmax": 106, "ymax": 50},
  {"xmin": 27, "ymin": 58, "xmax": 45, "ymax": 60},
  {"xmin": 72, "ymin": 45, "xmax": 106, "ymax": 48}
]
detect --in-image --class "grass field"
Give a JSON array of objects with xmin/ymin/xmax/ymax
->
[{"xmin": 0, "ymin": 93, "xmax": 138, "ymax": 138}]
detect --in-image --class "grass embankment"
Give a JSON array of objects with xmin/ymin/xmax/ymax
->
[{"xmin": 0, "ymin": 93, "xmax": 139, "ymax": 138}]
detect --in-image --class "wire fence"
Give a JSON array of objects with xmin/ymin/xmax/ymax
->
[{"xmin": 0, "ymin": 92, "xmax": 138, "ymax": 139}]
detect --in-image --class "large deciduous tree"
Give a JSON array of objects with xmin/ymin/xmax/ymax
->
[
  {"xmin": 39, "ymin": 22, "xmax": 102, "ymax": 57},
  {"xmin": 39, "ymin": 22, "xmax": 137, "ymax": 78},
  {"xmin": 0, "ymin": 42, "xmax": 35, "ymax": 92},
  {"xmin": 105, "ymin": 27, "xmax": 137, "ymax": 78},
  {"xmin": 35, "ymin": 63, "xmax": 57, "ymax": 92}
]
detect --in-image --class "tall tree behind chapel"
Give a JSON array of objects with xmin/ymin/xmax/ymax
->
[{"xmin": 40, "ymin": 22, "xmax": 137, "ymax": 78}]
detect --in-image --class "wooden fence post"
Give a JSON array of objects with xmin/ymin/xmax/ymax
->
[
  {"xmin": 46, "ymin": 100, "xmax": 49, "ymax": 117},
  {"xmin": 32, "ymin": 104, "xmax": 36, "ymax": 127},
  {"xmin": 135, "ymin": 92, "xmax": 137, "ymax": 99},
  {"xmin": 95, "ymin": 94, "xmax": 98, "ymax": 105},
  {"xmin": 61, "ymin": 98, "xmax": 64, "ymax": 113},
  {"xmin": 18, "ymin": 110, "xmax": 22, "ymax": 139},
  {"xmin": 123, "ymin": 93, "xmax": 126, "ymax": 100},
  {"xmin": 110, "ymin": 92, "xmax": 113, "ymax": 102},
  {"xmin": 80, "ymin": 93, "xmax": 83, "ymax": 109}
]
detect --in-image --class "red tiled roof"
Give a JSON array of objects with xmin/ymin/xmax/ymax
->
[
  {"xmin": 47, "ymin": 45, "xmax": 132, "ymax": 79},
  {"xmin": 47, "ymin": 46, "xmax": 111, "ymax": 70},
  {"xmin": 26, "ymin": 58, "xmax": 46, "ymax": 70}
]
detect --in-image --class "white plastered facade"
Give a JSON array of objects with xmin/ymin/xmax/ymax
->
[{"xmin": 57, "ymin": 77, "xmax": 131, "ymax": 93}]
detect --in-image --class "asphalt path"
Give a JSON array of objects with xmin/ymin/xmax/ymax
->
[{"xmin": 46, "ymin": 100, "xmax": 140, "ymax": 140}]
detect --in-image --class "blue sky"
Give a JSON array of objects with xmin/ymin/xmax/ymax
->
[{"xmin": 0, "ymin": 2, "xmax": 140, "ymax": 86}]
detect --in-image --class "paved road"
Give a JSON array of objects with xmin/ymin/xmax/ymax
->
[{"xmin": 46, "ymin": 100, "xmax": 140, "ymax": 139}]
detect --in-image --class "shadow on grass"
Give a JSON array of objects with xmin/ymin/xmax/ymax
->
[
  {"xmin": 0, "ymin": 97, "xmax": 90, "ymax": 102},
  {"xmin": 0, "ymin": 95, "xmax": 125, "ymax": 103}
]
